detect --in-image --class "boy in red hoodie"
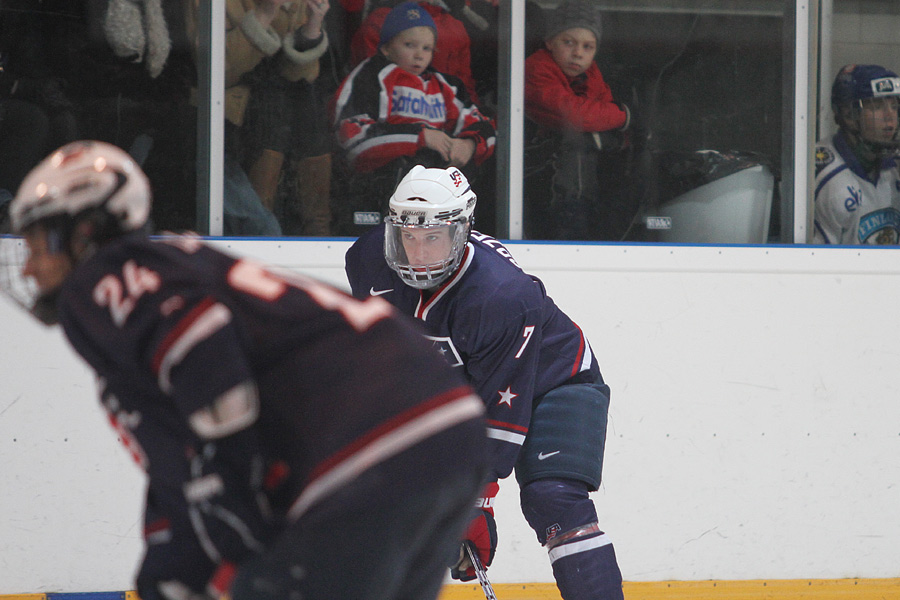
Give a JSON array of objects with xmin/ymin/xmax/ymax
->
[{"xmin": 524, "ymin": 0, "xmax": 633, "ymax": 241}]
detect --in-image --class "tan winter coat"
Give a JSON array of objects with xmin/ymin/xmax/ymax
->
[{"xmin": 187, "ymin": 0, "xmax": 329, "ymax": 126}]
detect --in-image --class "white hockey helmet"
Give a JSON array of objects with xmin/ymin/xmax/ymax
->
[
  {"xmin": 384, "ymin": 165, "xmax": 476, "ymax": 289},
  {"xmin": 11, "ymin": 140, "xmax": 151, "ymax": 238},
  {"xmin": 3, "ymin": 141, "xmax": 152, "ymax": 325}
]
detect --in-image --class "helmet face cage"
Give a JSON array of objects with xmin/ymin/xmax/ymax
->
[
  {"xmin": 853, "ymin": 95, "xmax": 900, "ymax": 149},
  {"xmin": 385, "ymin": 219, "xmax": 469, "ymax": 289},
  {"xmin": 0, "ymin": 219, "xmax": 69, "ymax": 325},
  {"xmin": 0, "ymin": 236, "xmax": 42, "ymax": 318},
  {"xmin": 384, "ymin": 165, "xmax": 476, "ymax": 289}
]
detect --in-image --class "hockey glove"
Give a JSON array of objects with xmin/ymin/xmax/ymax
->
[
  {"xmin": 137, "ymin": 555, "xmax": 236, "ymax": 600},
  {"xmin": 451, "ymin": 481, "xmax": 499, "ymax": 581},
  {"xmin": 136, "ymin": 482, "xmax": 221, "ymax": 600},
  {"xmin": 183, "ymin": 436, "xmax": 276, "ymax": 565},
  {"xmin": 136, "ymin": 578, "xmax": 214, "ymax": 600}
]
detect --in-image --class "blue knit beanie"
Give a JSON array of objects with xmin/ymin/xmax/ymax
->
[{"xmin": 378, "ymin": 2, "xmax": 438, "ymax": 48}]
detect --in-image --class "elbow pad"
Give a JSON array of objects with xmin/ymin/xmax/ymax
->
[{"xmin": 189, "ymin": 380, "xmax": 260, "ymax": 440}]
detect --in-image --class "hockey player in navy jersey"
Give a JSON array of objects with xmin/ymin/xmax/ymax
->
[
  {"xmin": 345, "ymin": 165, "xmax": 625, "ymax": 600},
  {"xmin": 5, "ymin": 141, "xmax": 488, "ymax": 600}
]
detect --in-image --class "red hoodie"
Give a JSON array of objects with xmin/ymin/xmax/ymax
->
[{"xmin": 525, "ymin": 47, "xmax": 626, "ymax": 133}]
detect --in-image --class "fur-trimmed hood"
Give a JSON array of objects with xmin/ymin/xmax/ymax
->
[{"xmin": 103, "ymin": 0, "xmax": 172, "ymax": 78}]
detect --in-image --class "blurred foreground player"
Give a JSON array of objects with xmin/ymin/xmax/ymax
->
[
  {"xmin": 4, "ymin": 141, "xmax": 487, "ymax": 600},
  {"xmin": 345, "ymin": 165, "xmax": 625, "ymax": 600}
]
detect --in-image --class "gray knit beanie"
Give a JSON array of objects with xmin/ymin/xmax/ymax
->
[{"xmin": 545, "ymin": 0, "xmax": 602, "ymax": 44}]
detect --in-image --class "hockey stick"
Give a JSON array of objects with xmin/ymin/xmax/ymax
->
[{"xmin": 464, "ymin": 541, "xmax": 498, "ymax": 600}]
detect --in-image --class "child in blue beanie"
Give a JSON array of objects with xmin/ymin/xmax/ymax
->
[{"xmin": 331, "ymin": 1, "xmax": 496, "ymax": 235}]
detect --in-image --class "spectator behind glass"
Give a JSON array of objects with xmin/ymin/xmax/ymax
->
[
  {"xmin": 0, "ymin": 1, "xmax": 81, "ymax": 227},
  {"xmin": 813, "ymin": 64, "xmax": 900, "ymax": 244},
  {"xmin": 185, "ymin": 0, "xmax": 296, "ymax": 237},
  {"xmin": 350, "ymin": 0, "xmax": 479, "ymax": 102},
  {"xmin": 239, "ymin": 0, "xmax": 335, "ymax": 236},
  {"xmin": 331, "ymin": 1, "xmax": 495, "ymax": 236},
  {"xmin": 523, "ymin": 0, "xmax": 632, "ymax": 241},
  {"xmin": 80, "ymin": 0, "xmax": 200, "ymax": 234},
  {"xmin": 0, "ymin": 98, "xmax": 51, "ymax": 233}
]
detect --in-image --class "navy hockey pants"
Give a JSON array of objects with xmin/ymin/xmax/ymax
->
[{"xmin": 228, "ymin": 417, "xmax": 487, "ymax": 600}]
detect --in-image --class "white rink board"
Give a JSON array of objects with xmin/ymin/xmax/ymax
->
[{"xmin": 1, "ymin": 238, "xmax": 899, "ymax": 592}]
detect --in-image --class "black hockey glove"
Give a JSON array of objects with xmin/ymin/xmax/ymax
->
[
  {"xmin": 136, "ymin": 487, "xmax": 219, "ymax": 600},
  {"xmin": 183, "ymin": 434, "xmax": 277, "ymax": 565},
  {"xmin": 136, "ymin": 577, "xmax": 214, "ymax": 600}
]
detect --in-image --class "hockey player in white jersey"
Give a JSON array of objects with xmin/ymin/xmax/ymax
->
[{"xmin": 814, "ymin": 64, "xmax": 900, "ymax": 244}]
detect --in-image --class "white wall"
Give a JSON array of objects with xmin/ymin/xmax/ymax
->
[
  {"xmin": 2, "ymin": 239, "xmax": 899, "ymax": 593},
  {"xmin": 831, "ymin": 10, "xmax": 900, "ymax": 78},
  {"xmin": 820, "ymin": 5, "xmax": 900, "ymax": 140}
]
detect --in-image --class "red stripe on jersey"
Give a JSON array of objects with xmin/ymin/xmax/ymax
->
[
  {"xmin": 570, "ymin": 321, "xmax": 587, "ymax": 377},
  {"xmin": 415, "ymin": 244, "xmax": 472, "ymax": 320},
  {"xmin": 144, "ymin": 517, "xmax": 170, "ymax": 537},
  {"xmin": 486, "ymin": 418, "xmax": 528, "ymax": 434},
  {"xmin": 288, "ymin": 386, "xmax": 484, "ymax": 521},
  {"xmin": 151, "ymin": 296, "xmax": 217, "ymax": 374},
  {"xmin": 308, "ymin": 385, "xmax": 473, "ymax": 481}
]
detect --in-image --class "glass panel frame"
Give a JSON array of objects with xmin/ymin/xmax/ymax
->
[
  {"xmin": 514, "ymin": 0, "xmax": 807, "ymax": 244},
  {"xmin": 192, "ymin": 1, "xmax": 815, "ymax": 245},
  {"xmin": 194, "ymin": 2, "xmax": 225, "ymax": 236}
]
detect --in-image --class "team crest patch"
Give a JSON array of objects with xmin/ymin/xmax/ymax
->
[
  {"xmin": 858, "ymin": 207, "xmax": 900, "ymax": 244},
  {"xmin": 546, "ymin": 523, "xmax": 562, "ymax": 542},
  {"xmin": 424, "ymin": 335, "xmax": 463, "ymax": 367},
  {"xmin": 815, "ymin": 146, "xmax": 834, "ymax": 168}
]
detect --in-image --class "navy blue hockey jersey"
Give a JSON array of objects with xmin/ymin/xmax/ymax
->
[
  {"xmin": 56, "ymin": 232, "xmax": 483, "ymax": 522},
  {"xmin": 346, "ymin": 225, "xmax": 602, "ymax": 481}
]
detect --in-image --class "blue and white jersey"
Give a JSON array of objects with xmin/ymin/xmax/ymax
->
[
  {"xmin": 346, "ymin": 225, "xmax": 602, "ymax": 481},
  {"xmin": 813, "ymin": 131, "xmax": 900, "ymax": 244}
]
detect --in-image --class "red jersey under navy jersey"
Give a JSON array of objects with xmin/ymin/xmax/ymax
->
[
  {"xmin": 332, "ymin": 53, "xmax": 496, "ymax": 173},
  {"xmin": 346, "ymin": 225, "xmax": 602, "ymax": 482},
  {"xmin": 56, "ymin": 232, "xmax": 483, "ymax": 519}
]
